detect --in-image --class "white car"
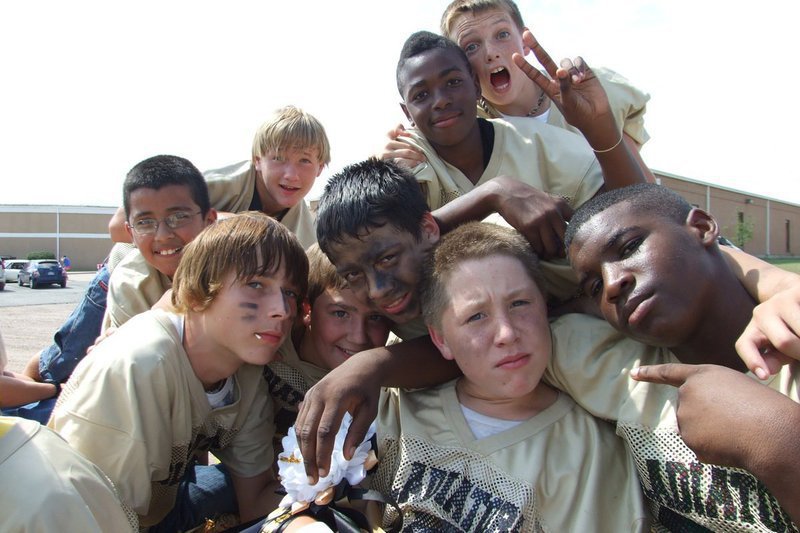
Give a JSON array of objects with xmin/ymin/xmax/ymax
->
[{"xmin": 3, "ymin": 260, "xmax": 30, "ymax": 283}]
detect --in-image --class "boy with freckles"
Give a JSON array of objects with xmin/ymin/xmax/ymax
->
[
  {"xmin": 368, "ymin": 222, "xmax": 647, "ymax": 531},
  {"xmin": 49, "ymin": 213, "xmax": 309, "ymax": 531}
]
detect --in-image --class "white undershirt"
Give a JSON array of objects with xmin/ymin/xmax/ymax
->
[{"xmin": 460, "ymin": 404, "xmax": 524, "ymax": 440}]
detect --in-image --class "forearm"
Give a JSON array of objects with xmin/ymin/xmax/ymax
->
[
  {"xmin": 589, "ymin": 130, "xmax": 648, "ymax": 190},
  {"xmin": 432, "ymin": 181, "xmax": 498, "ymax": 235},
  {"xmin": 723, "ymin": 246, "xmax": 800, "ymax": 302},
  {"xmin": 233, "ymin": 470, "xmax": 280, "ymax": 522},
  {"xmin": 0, "ymin": 374, "xmax": 57, "ymax": 407},
  {"xmin": 351, "ymin": 335, "xmax": 460, "ymax": 389},
  {"xmin": 108, "ymin": 206, "xmax": 132, "ymax": 243}
]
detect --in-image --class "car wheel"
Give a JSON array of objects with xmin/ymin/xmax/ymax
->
[
  {"xmin": 60, "ymin": 281, "xmax": 66, "ymax": 288},
  {"xmin": 30, "ymin": 278, "xmax": 37, "ymax": 289},
  {"xmin": 18, "ymin": 277, "xmax": 23, "ymax": 286},
  {"xmin": 0, "ymin": 282, "xmax": 4, "ymax": 291}
]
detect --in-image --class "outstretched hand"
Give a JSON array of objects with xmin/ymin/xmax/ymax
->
[
  {"xmin": 512, "ymin": 30, "xmax": 618, "ymax": 150},
  {"xmin": 735, "ymin": 285, "xmax": 800, "ymax": 378},
  {"xmin": 294, "ymin": 358, "xmax": 382, "ymax": 483}
]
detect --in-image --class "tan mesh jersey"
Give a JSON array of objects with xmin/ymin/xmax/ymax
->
[
  {"xmin": 203, "ymin": 160, "xmax": 317, "ymax": 250},
  {"xmin": 50, "ymin": 310, "xmax": 275, "ymax": 527},
  {"xmin": 546, "ymin": 313, "xmax": 799, "ymax": 532},
  {"xmin": 371, "ymin": 381, "xmax": 649, "ymax": 532},
  {"xmin": 102, "ymin": 248, "xmax": 172, "ymax": 332}
]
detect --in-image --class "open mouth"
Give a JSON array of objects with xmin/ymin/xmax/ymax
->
[
  {"xmin": 490, "ymin": 67, "xmax": 511, "ymax": 90},
  {"xmin": 155, "ymin": 246, "xmax": 183, "ymax": 256},
  {"xmin": 336, "ymin": 346, "xmax": 358, "ymax": 358}
]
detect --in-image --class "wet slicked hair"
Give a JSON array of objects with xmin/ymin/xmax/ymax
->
[
  {"xmin": 123, "ymin": 155, "xmax": 211, "ymax": 219},
  {"xmin": 172, "ymin": 211, "xmax": 308, "ymax": 313},
  {"xmin": 440, "ymin": 0, "xmax": 525, "ymax": 39},
  {"xmin": 565, "ymin": 183, "xmax": 693, "ymax": 253},
  {"xmin": 396, "ymin": 30, "xmax": 474, "ymax": 95},
  {"xmin": 315, "ymin": 158, "xmax": 430, "ymax": 257},
  {"xmin": 421, "ymin": 222, "xmax": 544, "ymax": 329}
]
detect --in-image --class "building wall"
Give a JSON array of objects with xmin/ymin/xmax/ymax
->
[
  {"xmin": 0, "ymin": 205, "xmax": 116, "ymax": 270},
  {"xmin": 656, "ymin": 173, "xmax": 800, "ymax": 257}
]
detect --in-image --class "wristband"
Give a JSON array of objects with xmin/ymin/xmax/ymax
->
[{"xmin": 592, "ymin": 131, "xmax": 623, "ymax": 153}]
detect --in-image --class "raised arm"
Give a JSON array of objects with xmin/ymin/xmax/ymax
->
[
  {"xmin": 294, "ymin": 334, "xmax": 459, "ymax": 482},
  {"xmin": 108, "ymin": 206, "xmax": 133, "ymax": 243},
  {"xmin": 512, "ymin": 30, "xmax": 647, "ymax": 190},
  {"xmin": 432, "ymin": 176, "xmax": 573, "ymax": 260}
]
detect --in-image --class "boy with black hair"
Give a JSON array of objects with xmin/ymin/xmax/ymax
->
[
  {"xmin": 50, "ymin": 212, "xmax": 308, "ymax": 530},
  {"xmin": 303, "ymin": 175, "xmax": 800, "ymax": 529},
  {"xmin": 102, "ymin": 154, "xmax": 218, "ymax": 331}
]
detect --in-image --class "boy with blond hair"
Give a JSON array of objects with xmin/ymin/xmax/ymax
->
[
  {"xmin": 203, "ymin": 105, "xmax": 330, "ymax": 249},
  {"xmin": 50, "ymin": 212, "xmax": 309, "ymax": 531}
]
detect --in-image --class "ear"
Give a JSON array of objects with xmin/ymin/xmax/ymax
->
[
  {"xmin": 400, "ymin": 102, "xmax": 415, "ymax": 126},
  {"xmin": 420, "ymin": 212, "xmax": 441, "ymax": 245},
  {"xmin": 685, "ymin": 208, "xmax": 719, "ymax": 247},
  {"xmin": 301, "ymin": 299, "xmax": 312, "ymax": 327},
  {"xmin": 205, "ymin": 208, "xmax": 218, "ymax": 226},
  {"xmin": 125, "ymin": 221, "xmax": 135, "ymax": 243},
  {"xmin": 521, "ymin": 27, "xmax": 532, "ymax": 55},
  {"xmin": 428, "ymin": 326, "xmax": 455, "ymax": 361},
  {"xmin": 315, "ymin": 163, "xmax": 325, "ymax": 177}
]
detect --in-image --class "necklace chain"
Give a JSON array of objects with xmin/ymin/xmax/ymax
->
[{"xmin": 526, "ymin": 88, "xmax": 547, "ymax": 117}]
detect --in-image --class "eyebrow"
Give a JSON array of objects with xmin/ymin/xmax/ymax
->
[
  {"xmin": 407, "ymin": 66, "xmax": 464, "ymax": 91},
  {"xmin": 131, "ymin": 205, "xmax": 197, "ymax": 218}
]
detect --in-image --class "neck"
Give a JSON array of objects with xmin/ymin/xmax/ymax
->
[
  {"xmin": 432, "ymin": 120, "xmax": 485, "ymax": 185},
  {"xmin": 671, "ymin": 263, "xmax": 755, "ymax": 372},
  {"xmin": 492, "ymin": 82, "xmax": 549, "ymax": 118},
  {"xmin": 455, "ymin": 378, "xmax": 558, "ymax": 421},
  {"xmin": 183, "ymin": 313, "xmax": 242, "ymax": 390}
]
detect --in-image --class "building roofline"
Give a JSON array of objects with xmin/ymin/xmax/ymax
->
[{"xmin": 653, "ymin": 169, "xmax": 800, "ymax": 208}]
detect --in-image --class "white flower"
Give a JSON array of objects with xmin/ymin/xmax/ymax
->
[{"xmin": 277, "ymin": 413, "xmax": 376, "ymax": 508}]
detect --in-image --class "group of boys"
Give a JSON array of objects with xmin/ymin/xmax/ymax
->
[{"xmin": 1, "ymin": 1, "xmax": 799, "ymax": 532}]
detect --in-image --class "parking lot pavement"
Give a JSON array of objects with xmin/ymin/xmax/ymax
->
[{"xmin": 1, "ymin": 272, "xmax": 94, "ymax": 373}]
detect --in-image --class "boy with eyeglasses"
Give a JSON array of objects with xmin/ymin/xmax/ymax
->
[{"xmin": 102, "ymin": 155, "xmax": 217, "ymax": 331}]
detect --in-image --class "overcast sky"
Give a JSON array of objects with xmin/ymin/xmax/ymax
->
[{"xmin": 2, "ymin": 0, "xmax": 798, "ymax": 208}]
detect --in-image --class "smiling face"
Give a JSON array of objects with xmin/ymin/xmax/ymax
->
[
  {"xmin": 299, "ymin": 286, "xmax": 391, "ymax": 371},
  {"xmin": 568, "ymin": 202, "xmax": 718, "ymax": 348},
  {"xmin": 429, "ymin": 254, "xmax": 551, "ymax": 402},
  {"xmin": 200, "ymin": 265, "xmax": 299, "ymax": 368},
  {"xmin": 399, "ymin": 48, "xmax": 482, "ymax": 151},
  {"xmin": 126, "ymin": 184, "xmax": 216, "ymax": 278},
  {"xmin": 449, "ymin": 8, "xmax": 532, "ymax": 111},
  {"xmin": 326, "ymin": 214, "xmax": 440, "ymax": 325},
  {"xmin": 254, "ymin": 146, "xmax": 324, "ymax": 216}
]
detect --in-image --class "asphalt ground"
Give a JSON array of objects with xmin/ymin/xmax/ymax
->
[{"xmin": 0, "ymin": 272, "xmax": 94, "ymax": 374}]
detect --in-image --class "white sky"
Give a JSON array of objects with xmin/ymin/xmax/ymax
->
[{"xmin": 2, "ymin": 0, "xmax": 798, "ymax": 208}]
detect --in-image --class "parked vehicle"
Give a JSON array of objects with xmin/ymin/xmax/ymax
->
[
  {"xmin": 3, "ymin": 260, "xmax": 30, "ymax": 283},
  {"xmin": 18, "ymin": 259, "xmax": 68, "ymax": 289}
]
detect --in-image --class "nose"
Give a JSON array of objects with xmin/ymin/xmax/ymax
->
[
  {"xmin": 493, "ymin": 311, "xmax": 519, "ymax": 346},
  {"xmin": 602, "ymin": 263, "xmax": 634, "ymax": 303},
  {"xmin": 283, "ymin": 162, "xmax": 300, "ymax": 183},
  {"xmin": 432, "ymin": 86, "xmax": 452, "ymax": 111},
  {"xmin": 366, "ymin": 272, "xmax": 393, "ymax": 303},
  {"xmin": 349, "ymin": 318, "xmax": 369, "ymax": 346},
  {"xmin": 154, "ymin": 220, "xmax": 177, "ymax": 239},
  {"xmin": 264, "ymin": 287, "xmax": 289, "ymax": 319},
  {"xmin": 486, "ymin": 41, "xmax": 500, "ymax": 62}
]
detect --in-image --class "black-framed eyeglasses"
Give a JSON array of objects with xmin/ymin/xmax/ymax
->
[{"xmin": 127, "ymin": 210, "xmax": 202, "ymax": 236}]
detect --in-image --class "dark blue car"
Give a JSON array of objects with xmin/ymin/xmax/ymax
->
[{"xmin": 18, "ymin": 259, "xmax": 68, "ymax": 289}]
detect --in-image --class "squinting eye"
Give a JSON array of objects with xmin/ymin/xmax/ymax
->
[
  {"xmin": 283, "ymin": 288, "xmax": 298, "ymax": 300},
  {"xmin": 621, "ymin": 237, "xmax": 643, "ymax": 258},
  {"xmin": 412, "ymin": 91, "xmax": 428, "ymax": 102},
  {"xmin": 247, "ymin": 281, "xmax": 263, "ymax": 289},
  {"xmin": 510, "ymin": 299, "xmax": 529, "ymax": 308},
  {"xmin": 467, "ymin": 312, "xmax": 486, "ymax": 323},
  {"xmin": 134, "ymin": 219, "xmax": 157, "ymax": 230},
  {"xmin": 589, "ymin": 279, "xmax": 603, "ymax": 298},
  {"xmin": 368, "ymin": 314, "xmax": 386, "ymax": 322},
  {"xmin": 344, "ymin": 272, "xmax": 363, "ymax": 284}
]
